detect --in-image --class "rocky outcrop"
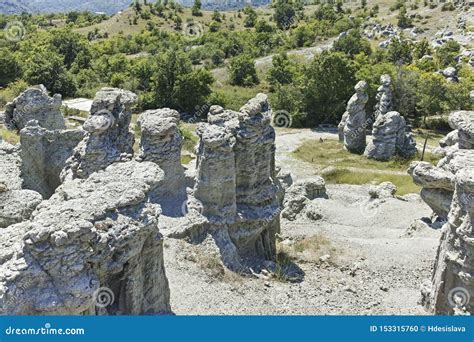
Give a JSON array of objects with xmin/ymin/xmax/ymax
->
[
  {"xmin": 20, "ymin": 121, "xmax": 85, "ymax": 198},
  {"xmin": 342, "ymin": 81, "xmax": 369, "ymax": 154},
  {"xmin": 136, "ymin": 108, "xmax": 185, "ymax": 198},
  {"xmin": 421, "ymin": 166, "xmax": 474, "ymax": 315},
  {"xmin": 4, "ymin": 85, "xmax": 65, "ymax": 132},
  {"xmin": 183, "ymin": 94, "xmax": 282, "ymax": 270},
  {"xmin": 0, "ymin": 138, "xmax": 42, "ymax": 228},
  {"xmin": 373, "ymin": 74, "xmax": 393, "ymax": 119},
  {"xmin": 0, "ymin": 160, "xmax": 171, "ymax": 315},
  {"xmin": 409, "ymin": 111, "xmax": 473, "ymax": 220},
  {"xmin": 61, "ymin": 88, "xmax": 137, "ymax": 180},
  {"xmin": 282, "ymin": 177, "xmax": 327, "ymax": 221},
  {"xmin": 364, "ymin": 111, "xmax": 417, "ymax": 161}
]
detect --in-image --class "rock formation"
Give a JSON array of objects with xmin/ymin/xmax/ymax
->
[
  {"xmin": 4, "ymin": 85, "xmax": 65, "ymax": 132},
  {"xmin": 0, "ymin": 138, "xmax": 42, "ymax": 228},
  {"xmin": 136, "ymin": 108, "xmax": 185, "ymax": 199},
  {"xmin": 409, "ymin": 111, "xmax": 473, "ymax": 220},
  {"xmin": 61, "ymin": 88, "xmax": 137, "ymax": 181},
  {"xmin": 373, "ymin": 74, "xmax": 393, "ymax": 119},
  {"xmin": 342, "ymin": 81, "xmax": 369, "ymax": 154},
  {"xmin": 282, "ymin": 177, "xmax": 327, "ymax": 221},
  {"xmin": 0, "ymin": 161, "xmax": 171, "ymax": 315},
  {"xmin": 180, "ymin": 94, "xmax": 282, "ymax": 270},
  {"xmin": 364, "ymin": 111, "xmax": 417, "ymax": 160},
  {"xmin": 20, "ymin": 120, "xmax": 85, "ymax": 198},
  {"xmin": 421, "ymin": 166, "xmax": 474, "ymax": 315}
]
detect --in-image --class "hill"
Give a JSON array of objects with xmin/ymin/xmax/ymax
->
[{"xmin": 0, "ymin": 0, "xmax": 272, "ymax": 15}]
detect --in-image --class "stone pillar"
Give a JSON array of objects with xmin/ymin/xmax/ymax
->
[
  {"xmin": 62, "ymin": 88, "xmax": 137, "ymax": 180},
  {"xmin": 343, "ymin": 81, "xmax": 368, "ymax": 154}
]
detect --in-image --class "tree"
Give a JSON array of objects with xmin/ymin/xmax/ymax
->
[
  {"xmin": 274, "ymin": 0, "xmax": 296, "ymax": 30},
  {"xmin": 243, "ymin": 6, "xmax": 258, "ymax": 28},
  {"xmin": 0, "ymin": 48, "xmax": 21, "ymax": 87},
  {"xmin": 435, "ymin": 40, "xmax": 460, "ymax": 68},
  {"xmin": 301, "ymin": 51, "xmax": 356, "ymax": 125},
  {"xmin": 333, "ymin": 30, "xmax": 371, "ymax": 56},
  {"xmin": 144, "ymin": 50, "xmax": 213, "ymax": 113},
  {"xmin": 397, "ymin": 6, "xmax": 412, "ymax": 28},
  {"xmin": 192, "ymin": 0, "xmax": 202, "ymax": 16},
  {"xmin": 267, "ymin": 53, "xmax": 295, "ymax": 87},
  {"xmin": 387, "ymin": 36, "xmax": 413, "ymax": 64},
  {"xmin": 23, "ymin": 48, "xmax": 76, "ymax": 96},
  {"xmin": 228, "ymin": 54, "xmax": 259, "ymax": 86},
  {"xmin": 212, "ymin": 10, "xmax": 222, "ymax": 22}
]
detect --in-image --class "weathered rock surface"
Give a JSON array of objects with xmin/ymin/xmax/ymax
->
[
  {"xmin": 342, "ymin": 81, "xmax": 368, "ymax": 154},
  {"xmin": 409, "ymin": 111, "xmax": 473, "ymax": 220},
  {"xmin": 0, "ymin": 160, "xmax": 171, "ymax": 315},
  {"xmin": 369, "ymin": 181, "xmax": 397, "ymax": 199},
  {"xmin": 20, "ymin": 120, "xmax": 85, "ymax": 198},
  {"xmin": 364, "ymin": 111, "xmax": 417, "ymax": 160},
  {"xmin": 0, "ymin": 189, "xmax": 42, "ymax": 228},
  {"xmin": 282, "ymin": 177, "xmax": 327, "ymax": 221},
  {"xmin": 0, "ymin": 139, "xmax": 43, "ymax": 228},
  {"xmin": 137, "ymin": 108, "xmax": 185, "ymax": 199},
  {"xmin": 182, "ymin": 94, "xmax": 282, "ymax": 270},
  {"xmin": 421, "ymin": 166, "xmax": 474, "ymax": 315},
  {"xmin": 4, "ymin": 85, "xmax": 65, "ymax": 132},
  {"xmin": 61, "ymin": 88, "xmax": 137, "ymax": 181},
  {"xmin": 373, "ymin": 74, "xmax": 393, "ymax": 119}
]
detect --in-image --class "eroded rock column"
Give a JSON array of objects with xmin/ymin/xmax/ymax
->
[
  {"xmin": 342, "ymin": 81, "xmax": 368, "ymax": 154},
  {"xmin": 62, "ymin": 88, "xmax": 137, "ymax": 180}
]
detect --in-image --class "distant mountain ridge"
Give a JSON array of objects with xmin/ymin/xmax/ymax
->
[{"xmin": 0, "ymin": 0, "xmax": 271, "ymax": 14}]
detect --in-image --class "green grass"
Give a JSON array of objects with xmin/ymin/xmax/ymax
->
[
  {"xmin": 293, "ymin": 138, "xmax": 441, "ymax": 195},
  {"xmin": 322, "ymin": 168, "xmax": 420, "ymax": 195},
  {"xmin": 294, "ymin": 139, "xmax": 439, "ymax": 172},
  {"xmin": 0, "ymin": 127, "xmax": 19, "ymax": 145}
]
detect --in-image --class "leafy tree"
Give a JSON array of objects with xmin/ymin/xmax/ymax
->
[
  {"xmin": 192, "ymin": 0, "xmax": 202, "ymax": 16},
  {"xmin": 314, "ymin": 4, "xmax": 338, "ymax": 22},
  {"xmin": 243, "ymin": 6, "xmax": 258, "ymax": 28},
  {"xmin": 416, "ymin": 72, "xmax": 448, "ymax": 118},
  {"xmin": 267, "ymin": 53, "xmax": 296, "ymax": 87},
  {"xmin": 301, "ymin": 51, "xmax": 356, "ymax": 125},
  {"xmin": 228, "ymin": 54, "xmax": 259, "ymax": 86},
  {"xmin": 274, "ymin": 0, "xmax": 296, "ymax": 30},
  {"xmin": 145, "ymin": 50, "xmax": 213, "ymax": 113},
  {"xmin": 397, "ymin": 6, "xmax": 412, "ymax": 28},
  {"xmin": 212, "ymin": 10, "xmax": 222, "ymax": 22},
  {"xmin": 387, "ymin": 36, "xmax": 412, "ymax": 64},
  {"xmin": 23, "ymin": 48, "xmax": 76, "ymax": 96},
  {"xmin": 435, "ymin": 40, "xmax": 460, "ymax": 68},
  {"xmin": 333, "ymin": 30, "xmax": 371, "ymax": 56},
  {"xmin": 255, "ymin": 19, "xmax": 274, "ymax": 33},
  {"xmin": 211, "ymin": 49, "xmax": 225, "ymax": 66},
  {"xmin": 0, "ymin": 48, "xmax": 21, "ymax": 87}
]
